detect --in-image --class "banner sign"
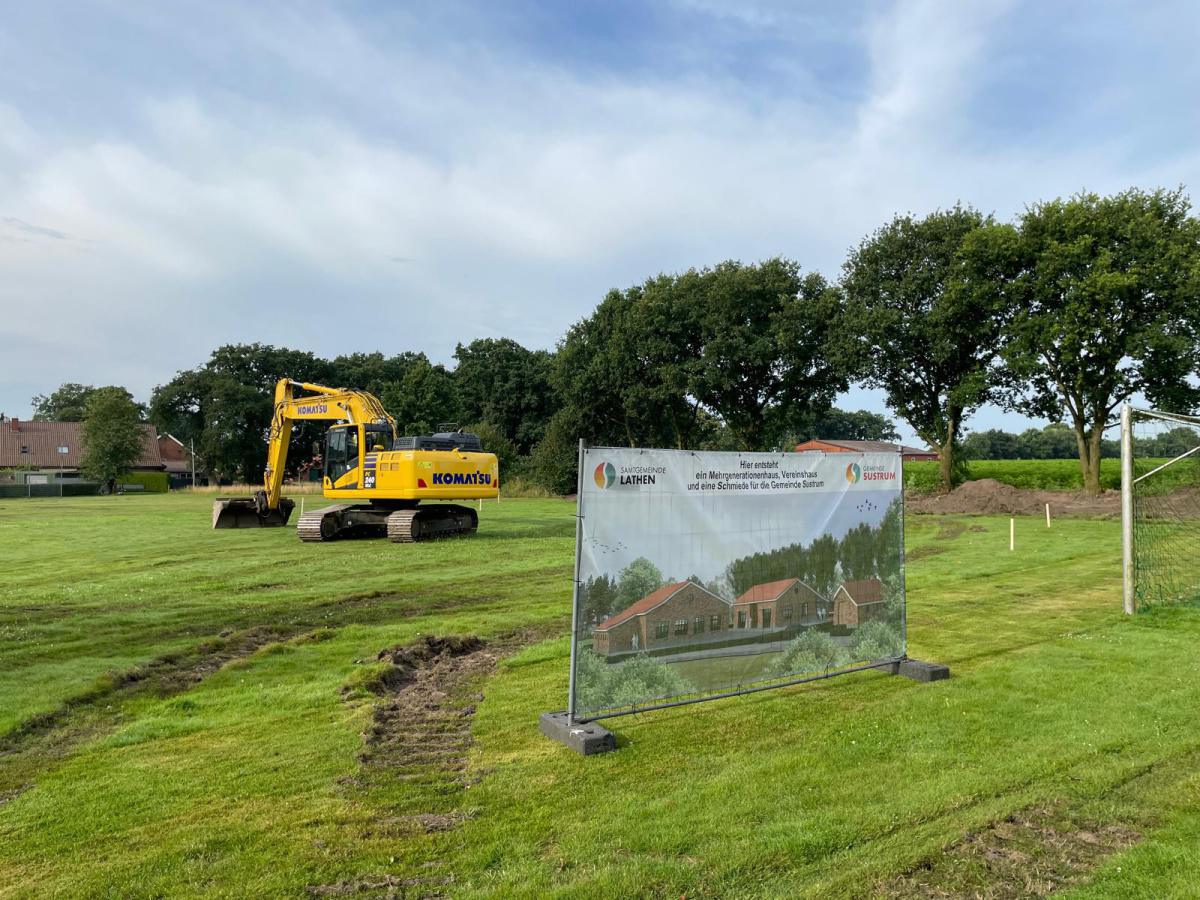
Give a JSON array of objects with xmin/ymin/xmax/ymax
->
[{"xmin": 569, "ymin": 447, "xmax": 905, "ymax": 719}]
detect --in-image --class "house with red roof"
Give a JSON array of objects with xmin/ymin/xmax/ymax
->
[
  {"xmin": 0, "ymin": 416, "xmax": 164, "ymax": 484},
  {"xmin": 731, "ymin": 578, "xmax": 826, "ymax": 631},
  {"xmin": 794, "ymin": 438, "xmax": 937, "ymax": 461},
  {"xmin": 593, "ymin": 581, "xmax": 730, "ymax": 656},
  {"xmin": 831, "ymin": 578, "xmax": 886, "ymax": 628}
]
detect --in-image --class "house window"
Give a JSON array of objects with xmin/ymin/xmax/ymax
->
[
  {"xmin": 737, "ymin": 610, "xmax": 747, "ymax": 628},
  {"xmin": 655, "ymin": 622, "xmax": 668, "ymax": 640},
  {"xmin": 801, "ymin": 602, "xmax": 808, "ymax": 617},
  {"xmin": 783, "ymin": 604, "xmax": 793, "ymax": 620},
  {"xmin": 674, "ymin": 619, "xmax": 688, "ymax": 635},
  {"xmin": 762, "ymin": 609, "xmax": 772, "ymax": 628},
  {"xmin": 693, "ymin": 616, "xmax": 705, "ymax": 634},
  {"xmin": 710, "ymin": 615, "xmax": 721, "ymax": 631}
]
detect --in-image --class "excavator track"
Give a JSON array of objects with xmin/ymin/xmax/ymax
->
[
  {"xmin": 387, "ymin": 504, "xmax": 479, "ymax": 542},
  {"xmin": 296, "ymin": 504, "xmax": 354, "ymax": 542}
]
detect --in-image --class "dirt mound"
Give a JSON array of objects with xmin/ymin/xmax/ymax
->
[{"xmin": 908, "ymin": 479, "xmax": 1121, "ymax": 518}]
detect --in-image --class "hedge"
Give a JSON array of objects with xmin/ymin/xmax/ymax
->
[
  {"xmin": 119, "ymin": 471, "xmax": 169, "ymax": 493},
  {"xmin": 902, "ymin": 457, "xmax": 1172, "ymax": 493}
]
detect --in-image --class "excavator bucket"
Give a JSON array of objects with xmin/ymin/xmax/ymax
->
[{"xmin": 212, "ymin": 497, "xmax": 296, "ymax": 529}]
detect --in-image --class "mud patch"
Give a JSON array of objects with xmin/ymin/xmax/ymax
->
[
  {"xmin": 356, "ymin": 635, "xmax": 494, "ymax": 782},
  {"xmin": 314, "ymin": 631, "xmax": 547, "ymax": 898},
  {"xmin": 306, "ymin": 870, "xmax": 453, "ymax": 897},
  {"xmin": 906, "ymin": 546, "xmax": 948, "ymax": 561},
  {"xmin": 0, "ymin": 784, "xmax": 30, "ymax": 807},
  {"xmin": 880, "ymin": 803, "xmax": 1140, "ymax": 898}
]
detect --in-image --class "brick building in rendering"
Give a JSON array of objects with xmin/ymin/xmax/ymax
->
[
  {"xmin": 831, "ymin": 578, "xmax": 887, "ymax": 628},
  {"xmin": 730, "ymin": 578, "xmax": 826, "ymax": 630},
  {"xmin": 593, "ymin": 581, "xmax": 730, "ymax": 656}
]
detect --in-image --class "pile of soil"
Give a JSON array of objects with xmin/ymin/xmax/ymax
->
[{"xmin": 907, "ymin": 479, "xmax": 1121, "ymax": 518}]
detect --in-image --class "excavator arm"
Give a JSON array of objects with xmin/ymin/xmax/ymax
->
[
  {"xmin": 259, "ymin": 379, "xmax": 395, "ymax": 512},
  {"xmin": 214, "ymin": 379, "xmax": 396, "ymax": 527}
]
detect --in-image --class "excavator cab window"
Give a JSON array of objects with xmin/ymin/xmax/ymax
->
[
  {"xmin": 364, "ymin": 423, "xmax": 394, "ymax": 453},
  {"xmin": 325, "ymin": 426, "xmax": 359, "ymax": 482}
]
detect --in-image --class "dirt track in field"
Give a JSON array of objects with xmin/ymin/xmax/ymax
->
[{"xmin": 880, "ymin": 802, "xmax": 1140, "ymax": 898}]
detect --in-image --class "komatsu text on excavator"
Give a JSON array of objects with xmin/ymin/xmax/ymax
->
[{"xmin": 212, "ymin": 379, "xmax": 498, "ymax": 542}]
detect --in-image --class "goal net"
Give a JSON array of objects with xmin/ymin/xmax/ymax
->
[{"xmin": 1122, "ymin": 405, "xmax": 1200, "ymax": 611}]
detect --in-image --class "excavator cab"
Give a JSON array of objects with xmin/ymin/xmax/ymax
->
[
  {"xmin": 324, "ymin": 424, "xmax": 359, "ymax": 485},
  {"xmin": 323, "ymin": 423, "xmax": 395, "ymax": 487}
]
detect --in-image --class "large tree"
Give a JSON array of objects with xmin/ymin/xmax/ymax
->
[
  {"xmin": 780, "ymin": 407, "xmax": 901, "ymax": 448},
  {"xmin": 453, "ymin": 338, "xmax": 558, "ymax": 453},
  {"xmin": 550, "ymin": 259, "xmax": 845, "ymax": 455},
  {"xmin": 840, "ymin": 206, "xmax": 1016, "ymax": 492},
  {"xmin": 1001, "ymin": 188, "xmax": 1200, "ymax": 494},
  {"xmin": 552, "ymin": 285, "xmax": 694, "ymax": 451},
  {"xmin": 33, "ymin": 383, "xmax": 145, "ymax": 422},
  {"xmin": 328, "ymin": 351, "xmax": 427, "ymax": 399},
  {"xmin": 81, "ymin": 388, "xmax": 145, "ymax": 492},
  {"xmin": 379, "ymin": 356, "xmax": 461, "ymax": 434},
  {"xmin": 150, "ymin": 344, "xmax": 330, "ymax": 482},
  {"xmin": 689, "ymin": 260, "xmax": 846, "ymax": 450}
]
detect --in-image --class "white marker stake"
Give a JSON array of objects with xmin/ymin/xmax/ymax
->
[
  {"xmin": 1045, "ymin": 502, "xmax": 1051, "ymax": 528},
  {"xmin": 300, "ymin": 497, "xmax": 305, "ymax": 516},
  {"xmin": 1010, "ymin": 517, "xmax": 1015, "ymax": 551}
]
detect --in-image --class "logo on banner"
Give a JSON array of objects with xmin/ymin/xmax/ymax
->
[
  {"xmin": 845, "ymin": 462, "xmax": 861, "ymax": 484},
  {"xmin": 594, "ymin": 461, "xmax": 617, "ymax": 489}
]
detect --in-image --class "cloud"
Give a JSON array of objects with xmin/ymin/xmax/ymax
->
[
  {"xmin": 1, "ymin": 217, "xmax": 75, "ymax": 241},
  {"xmin": 0, "ymin": 0, "xmax": 1198, "ymax": 442}
]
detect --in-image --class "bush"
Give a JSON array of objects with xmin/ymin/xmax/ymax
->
[
  {"xmin": 497, "ymin": 476, "xmax": 555, "ymax": 498},
  {"xmin": 464, "ymin": 422, "xmax": 519, "ymax": 478},
  {"xmin": 120, "ymin": 471, "xmax": 169, "ymax": 493},
  {"xmin": 849, "ymin": 620, "xmax": 903, "ymax": 659},
  {"xmin": 574, "ymin": 649, "xmax": 695, "ymax": 713},
  {"xmin": 771, "ymin": 629, "xmax": 848, "ymax": 676},
  {"xmin": 527, "ymin": 412, "xmax": 580, "ymax": 494}
]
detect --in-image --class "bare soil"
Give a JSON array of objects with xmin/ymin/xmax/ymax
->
[
  {"xmin": 312, "ymin": 630, "xmax": 547, "ymax": 898},
  {"xmin": 908, "ymin": 479, "xmax": 1121, "ymax": 518},
  {"xmin": 880, "ymin": 802, "xmax": 1140, "ymax": 898}
]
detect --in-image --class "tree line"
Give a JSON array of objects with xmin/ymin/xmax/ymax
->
[
  {"xmin": 28, "ymin": 186, "xmax": 1200, "ymax": 496},
  {"xmin": 962, "ymin": 423, "xmax": 1200, "ymax": 461}
]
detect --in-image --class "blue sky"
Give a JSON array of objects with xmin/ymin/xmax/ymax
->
[{"xmin": 2, "ymin": 1, "xmax": 1198, "ymax": 442}]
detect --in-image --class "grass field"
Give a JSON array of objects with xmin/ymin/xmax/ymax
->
[
  {"xmin": 903, "ymin": 457, "xmax": 1130, "ymax": 492},
  {"xmin": 3, "ymin": 494, "xmax": 1200, "ymax": 897}
]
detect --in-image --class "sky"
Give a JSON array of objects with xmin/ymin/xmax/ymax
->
[{"xmin": 2, "ymin": 1, "xmax": 1198, "ymax": 442}]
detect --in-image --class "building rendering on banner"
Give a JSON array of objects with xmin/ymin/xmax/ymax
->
[
  {"xmin": 831, "ymin": 578, "xmax": 886, "ymax": 628},
  {"xmin": 731, "ymin": 578, "xmax": 826, "ymax": 630},
  {"xmin": 592, "ymin": 581, "xmax": 730, "ymax": 655},
  {"xmin": 593, "ymin": 576, "xmax": 882, "ymax": 657}
]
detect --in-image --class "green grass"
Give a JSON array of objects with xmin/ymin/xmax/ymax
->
[{"xmin": 2, "ymin": 494, "xmax": 1200, "ymax": 897}]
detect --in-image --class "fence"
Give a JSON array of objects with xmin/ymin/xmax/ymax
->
[{"xmin": 568, "ymin": 444, "xmax": 905, "ymax": 721}]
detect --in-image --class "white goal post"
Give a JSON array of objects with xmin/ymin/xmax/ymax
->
[{"xmin": 1121, "ymin": 403, "xmax": 1200, "ymax": 614}]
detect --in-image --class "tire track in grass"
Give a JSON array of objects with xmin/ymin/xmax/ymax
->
[
  {"xmin": 0, "ymin": 574, "xmax": 567, "ymax": 800},
  {"xmin": 313, "ymin": 629, "xmax": 550, "ymax": 897}
]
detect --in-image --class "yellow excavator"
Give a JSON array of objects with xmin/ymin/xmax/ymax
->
[{"xmin": 212, "ymin": 378, "xmax": 498, "ymax": 542}]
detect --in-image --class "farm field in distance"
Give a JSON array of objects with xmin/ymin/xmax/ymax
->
[{"xmin": 3, "ymin": 493, "xmax": 1200, "ymax": 897}]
